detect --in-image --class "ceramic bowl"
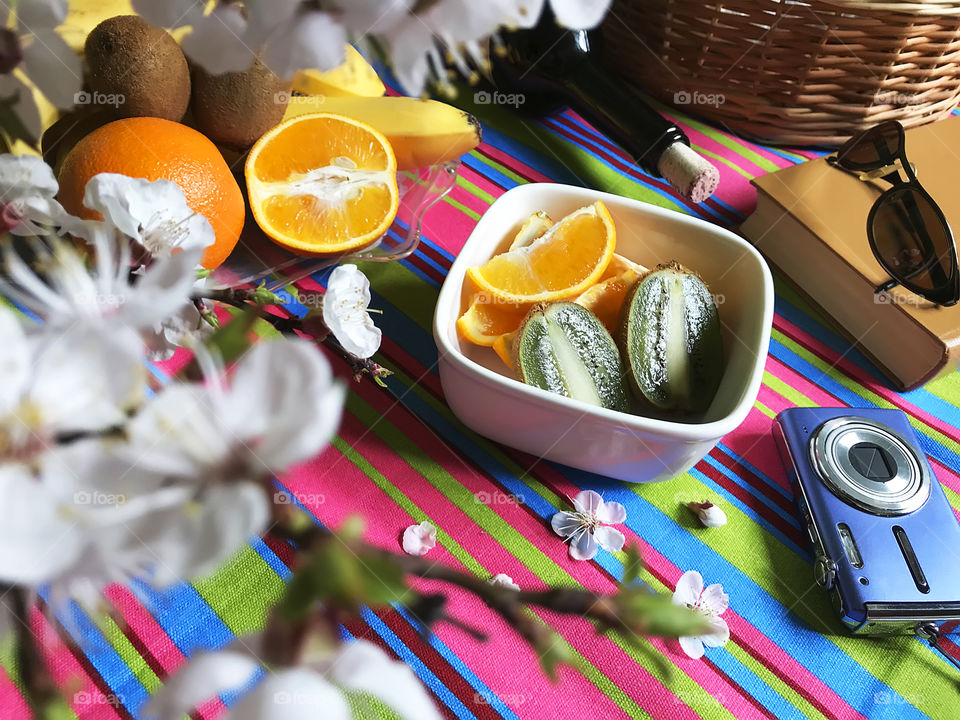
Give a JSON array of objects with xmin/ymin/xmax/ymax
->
[{"xmin": 433, "ymin": 183, "xmax": 773, "ymax": 483}]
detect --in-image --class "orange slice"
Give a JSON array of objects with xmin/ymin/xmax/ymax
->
[
  {"xmin": 245, "ymin": 112, "xmax": 399, "ymax": 255},
  {"xmin": 507, "ymin": 211, "xmax": 554, "ymax": 251},
  {"xmin": 574, "ymin": 267, "xmax": 644, "ymax": 333},
  {"xmin": 466, "ymin": 201, "xmax": 616, "ymax": 304},
  {"xmin": 492, "ymin": 331, "xmax": 516, "ymax": 369},
  {"xmin": 456, "ymin": 296, "xmax": 530, "ymax": 346}
]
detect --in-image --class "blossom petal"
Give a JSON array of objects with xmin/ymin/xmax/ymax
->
[
  {"xmin": 569, "ymin": 530, "xmax": 598, "ymax": 561},
  {"xmin": 700, "ymin": 583, "xmax": 729, "ymax": 617},
  {"xmin": 120, "ymin": 246, "xmax": 205, "ymax": 329},
  {"xmin": 0, "ymin": 307, "xmax": 29, "ymax": 415},
  {"xmin": 550, "ymin": 511, "xmax": 580, "ymax": 537},
  {"xmin": 230, "ymin": 668, "xmax": 350, "ymax": 720},
  {"xmin": 402, "ymin": 521, "xmax": 437, "ymax": 556},
  {"xmin": 181, "ymin": 6, "xmax": 256, "ymax": 76},
  {"xmin": 0, "ymin": 153, "xmax": 58, "ymax": 200},
  {"xmin": 0, "ymin": 464, "xmax": 81, "ymax": 586},
  {"xmin": 226, "ymin": 338, "xmax": 346, "ymax": 469},
  {"xmin": 322, "ymin": 265, "xmax": 381, "ymax": 359},
  {"xmin": 488, "ymin": 573, "xmax": 520, "ymax": 591},
  {"xmin": 596, "ymin": 499, "xmax": 626, "ymax": 525},
  {"xmin": 131, "ymin": 0, "xmax": 204, "ymax": 29},
  {"xmin": 386, "ymin": 19, "xmax": 432, "ymax": 97},
  {"xmin": 16, "ymin": 0, "xmax": 68, "ymax": 30},
  {"xmin": 144, "ymin": 651, "xmax": 260, "ymax": 720},
  {"xmin": 332, "ymin": 639, "xmax": 443, "ymax": 720},
  {"xmin": 22, "ymin": 30, "xmax": 82, "ymax": 109},
  {"xmin": 261, "ymin": 11, "xmax": 346, "ymax": 80},
  {"xmin": 548, "ymin": 0, "xmax": 612, "ymax": 29},
  {"xmin": 593, "ymin": 525, "xmax": 625, "ymax": 553},
  {"xmin": 679, "ymin": 634, "xmax": 706, "ymax": 659},
  {"xmin": 701, "ymin": 616, "xmax": 730, "ymax": 648},
  {"xmin": 29, "ymin": 324, "xmax": 146, "ymax": 433},
  {"xmin": 572, "ymin": 489, "xmax": 603, "ymax": 516},
  {"xmin": 672, "ymin": 570, "xmax": 704, "ymax": 607}
]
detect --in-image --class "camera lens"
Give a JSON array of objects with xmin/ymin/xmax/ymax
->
[
  {"xmin": 848, "ymin": 442, "xmax": 897, "ymax": 482},
  {"xmin": 810, "ymin": 417, "xmax": 931, "ymax": 516}
]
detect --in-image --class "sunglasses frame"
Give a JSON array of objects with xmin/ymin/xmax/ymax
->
[{"xmin": 829, "ymin": 120, "xmax": 960, "ymax": 308}]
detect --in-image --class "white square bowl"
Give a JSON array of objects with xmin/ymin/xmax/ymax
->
[{"xmin": 433, "ymin": 183, "xmax": 773, "ymax": 483}]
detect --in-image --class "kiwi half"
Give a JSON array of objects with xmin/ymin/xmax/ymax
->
[
  {"xmin": 513, "ymin": 302, "xmax": 629, "ymax": 412},
  {"xmin": 618, "ymin": 262, "xmax": 723, "ymax": 413}
]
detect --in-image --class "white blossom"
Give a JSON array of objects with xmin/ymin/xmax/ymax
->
[
  {"xmin": 671, "ymin": 570, "xmax": 730, "ymax": 659},
  {"xmin": 402, "ymin": 521, "xmax": 437, "ymax": 556},
  {"xmin": 124, "ymin": 338, "xmax": 346, "ymax": 483},
  {"xmin": 81, "ymin": 174, "xmax": 215, "ymax": 258},
  {"xmin": 0, "ymin": 154, "xmax": 79, "ymax": 235},
  {"xmin": 551, "ymin": 489, "xmax": 626, "ymax": 561},
  {"xmin": 145, "ymin": 640, "xmax": 442, "ymax": 720},
  {"xmin": 488, "ymin": 573, "xmax": 520, "ymax": 591},
  {"xmin": 688, "ymin": 501, "xmax": 727, "ymax": 528},
  {"xmin": 323, "ymin": 264, "xmax": 382, "ymax": 359}
]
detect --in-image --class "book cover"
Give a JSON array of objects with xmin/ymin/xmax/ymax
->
[{"xmin": 741, "ymin": 118, "xmax": 960, "ymax": 390}]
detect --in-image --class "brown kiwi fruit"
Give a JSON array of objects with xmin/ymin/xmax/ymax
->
[
  {"xmin": 189, "ymin": 58, "xmax": 291, "ymax": 149},
  {"xmin": 85, "ymin": 16, "xmax": 190, "ymax": 121}
]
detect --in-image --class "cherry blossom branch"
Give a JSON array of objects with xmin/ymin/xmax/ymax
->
[
  {"xmin": 191, "ymin": 288, "xmax": 393, "ymax": 384},
  {"xmin": 269, "ymin": 519, "xmax": 706, "ymax": 673},
  {"xmin": 7, "ymin": 587, "xmax": 57, "ymax": 716}
]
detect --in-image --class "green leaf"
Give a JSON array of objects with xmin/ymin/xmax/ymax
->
[
  {"xmin": 0, "ymin": 91, "xmax": 38, "ymax": 150},
  {"xmin": 620, "ymin": 544, "xmax": 644, "ymax": 587},
  {"xmin": 278, "ymin": 537, "xmax": 413, "ymax": 621},
  {"xmin": 616, "ymin": 590, "xmax": 710, "ymax": 638},
  {"xmin": 536, "ymin": 631, "xmax": 576, "ymax": 681}
]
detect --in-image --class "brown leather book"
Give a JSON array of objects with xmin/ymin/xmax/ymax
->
[{"xmin": 740, "ymin": 119, "xmax": 960, "ymax": 391}]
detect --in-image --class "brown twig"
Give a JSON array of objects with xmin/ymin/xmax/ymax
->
[{"xmin": 7, "ymin": 587, "xmax": 57, "ymax": 715}]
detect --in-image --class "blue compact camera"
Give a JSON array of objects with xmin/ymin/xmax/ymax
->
[{"xmin": 774, "ymin": 407, "xmax": 960, "ymax": 636}]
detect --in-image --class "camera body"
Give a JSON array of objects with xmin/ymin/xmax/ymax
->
[{"xmin": 774, "ymin": 407, "xmax": 960, "ymax": 635}]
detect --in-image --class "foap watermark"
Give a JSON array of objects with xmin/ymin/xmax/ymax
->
[
  {"xmin": 271, "ymin": 289, "xmax": 325, "ymax": 307},
  {"xmin": 675, "ymin": 690, "xmax": 726, "ymax": 708},
  {"xmin": 73, "ymin": 691, "xmax": 124, "ymax": 707},
  {"xmin": 874, "ymin": 691, "xmax": 926, "ymax": 706},
  {"xmin": 275, "ymin": 91, "xmax": 323, "ymax": 106},
  {"xmin": 474, "ymin": 90, "xmax": 525, "ymax": 108},
  {"xmin": 274, "ymin": 691, "xmax": 324, "ymax": 706},
  {"xmin": 74, "ymin": 90, "xmax": 125, "ymax": 109},
  {"xmin": 74, "ymin": 490, "xmax": 126, "ymax": 507},
  {"xmin": 673, "ymin": 90, "xmax": 725, "ymax": 108},
  {"xmin": 474, "ymin": 489, "xmax": 524, "ymax": 506},
  {"xmin": 274, "ymin": 490, "xmax": 326, "ymax": 506},
  {"xmin": 474, "ymin": 691, "xmax": 529, "ymax": 707},
  {"xmin": 873, "ymin": 90, "xmax": 922, "ymax": 107},
  {"xmin": 874, "ymin": 290, "xmax": 925, "ymax": 308}
]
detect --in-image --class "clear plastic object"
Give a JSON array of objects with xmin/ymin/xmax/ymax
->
[{"xmin": 209, "ymin": 161, "xmax": 460, "ymax": 291}]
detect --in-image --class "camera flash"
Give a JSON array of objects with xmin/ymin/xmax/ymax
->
[{"xmin": 837, "ymin": 523, "xmax": 863, "ymax": 569}]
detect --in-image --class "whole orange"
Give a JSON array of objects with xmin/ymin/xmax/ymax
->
[{"xmin": 57, "ymin": 117, "xmax": 245, "ymax": 269}]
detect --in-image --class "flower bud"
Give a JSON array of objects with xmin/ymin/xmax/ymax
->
[{"xmin": 688, "ymin": 501, "xmax": 727, "ymax": 528}]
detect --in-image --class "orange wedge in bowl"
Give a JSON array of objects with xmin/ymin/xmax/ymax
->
[
  {"xmin": 466, "ymin": 201, "xmax": 616, "ymax": 305},
  {"xmin": 245, "ymin": 113, "xmax": 399, "ymax": 255}
]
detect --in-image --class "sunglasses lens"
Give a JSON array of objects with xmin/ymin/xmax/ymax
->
[
  {"xmin": 872, "ymin": 186, "xmax": 956, "ymax": 298},
  {"xmin": 837, "ymin": 122, "xmax": 903, "ymax": 169}
]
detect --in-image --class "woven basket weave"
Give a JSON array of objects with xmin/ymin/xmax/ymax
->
[{"xmin": 601, "ymin": 0, "xmax": 960, "ymax": 146}]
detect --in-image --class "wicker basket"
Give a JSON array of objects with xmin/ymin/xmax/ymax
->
[{"xmin": 601, "ymin": 0, "xmax": 960, "ymax": 146}]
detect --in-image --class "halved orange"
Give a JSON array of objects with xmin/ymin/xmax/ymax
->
[
  {"xmin": 245, "ymin": 113, "xmax": 399, "ymax": 255},
  {"xmin": 466, "ymin": 201, "xmax": 616, "ymax": 305},
  {"xmin": 492, "ymin": 331, "xmax": 516, "ymax": 369}
]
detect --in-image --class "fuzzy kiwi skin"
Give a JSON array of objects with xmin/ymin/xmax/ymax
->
[
  {"xmin": 190, "ymin": 58, "xmax": 291, "ymax": 149},
  {"xmin": 512, "ymin": 302, "xmax": 630, "ymax": 412},
  {"xmin": 85, "ymin": 16, "xmax": 190, "ymax": 121},
  {"xmin": 616, "ymin": 261, "xmax": 723, "ymax": 414}
]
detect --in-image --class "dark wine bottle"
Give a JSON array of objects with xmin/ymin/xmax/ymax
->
[{"xmin": 493, "ymin": 10, "xmax": 718, "ymax": 202}]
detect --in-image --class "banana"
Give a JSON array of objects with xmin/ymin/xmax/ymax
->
[
  {"xmin": 283, "ymin": 96, "xmax": 481, "ymax": 170},
  {"xmin": 293, "ymin": 46, "xmax": 385, "ymax": 98}
]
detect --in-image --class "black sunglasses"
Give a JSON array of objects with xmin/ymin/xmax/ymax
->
[{"xmin": 827, "ymin": 120, "xmax": 960, "ymax": 307}]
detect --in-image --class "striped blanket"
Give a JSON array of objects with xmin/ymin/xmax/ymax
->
[{"xmin": 7, "ymin": 90, "xmax": 960, "ymax": 720}]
